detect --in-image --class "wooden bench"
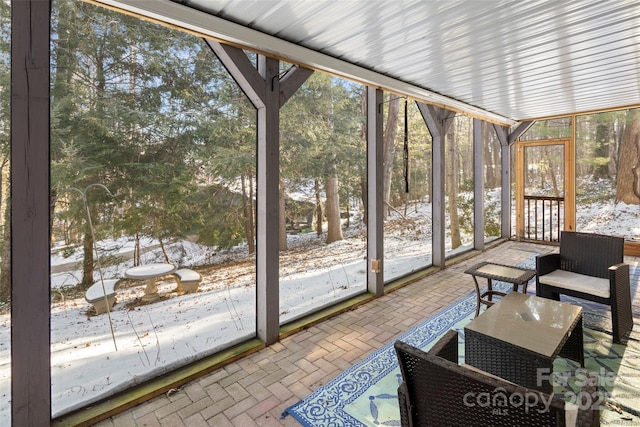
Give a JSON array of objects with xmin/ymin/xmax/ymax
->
[
  {"xmin": 85, "ymin": 279, "xmax": 120, "ymax": 314},
  {"xmin": 173, "ymin": 268, "xmax": 202, "ymax": 294}
]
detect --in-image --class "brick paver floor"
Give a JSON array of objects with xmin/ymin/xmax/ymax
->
[{"xmin": 95, "ymin": 240, "xmax": 638, "ymax": 426}]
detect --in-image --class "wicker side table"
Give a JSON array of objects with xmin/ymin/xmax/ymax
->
[
  {"xmin": 464, "ymin": 261, "xmax": 537, "ymax": 317},
  {"xmin": 464, "ymin": 292, "xmax": 584, "ymax": 393}
]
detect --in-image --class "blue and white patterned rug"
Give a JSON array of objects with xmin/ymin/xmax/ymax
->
[{"xmin": 282, "ymin": 257, "xmax": 640, "ymax": 427}]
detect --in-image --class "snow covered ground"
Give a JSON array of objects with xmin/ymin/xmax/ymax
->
[{"xmin": 0, "ymin": 198, "xmax": 639, "ymax": 423}]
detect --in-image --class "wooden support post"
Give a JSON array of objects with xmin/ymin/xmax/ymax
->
[
  {"xmin": 418, "ymin": 103, "xmax": 455, "ymax": 267},
  {"xmin": 494, "ymin": 121, "xmax": 533, "ymax": 240},
  {"xmin": 11, "ymin": 1, "xmax": 52, "ymax": 425},
  {"xmin": 205, "ymin": 40, "xmax": 311, "ymax": 344},
  {"xmin": 367, "ymin": 87, "xmax": 384, "ymax": 296},
  {"xmin": 473, "ymin": 118, "xmax": 484, "ymax": 250},
  {"xmin": 256, "ymin": 55, "xmax": 280, "ymax": 344}
]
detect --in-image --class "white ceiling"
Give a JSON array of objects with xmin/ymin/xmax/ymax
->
[{"xmin": 95, "ymin": 0, "xmax": 640, "ymax": 125}]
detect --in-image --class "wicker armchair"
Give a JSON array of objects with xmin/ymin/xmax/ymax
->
[
  {"xmin": 394, "ymin": 330, "xmax": 600, "ymax": 427},
  {"xmin": 536, "ymin": 231, "xmax": 632, "ymax": 343}
]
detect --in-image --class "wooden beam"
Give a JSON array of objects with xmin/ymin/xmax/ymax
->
[
  {"xmin": 367, "ymin": 87, "xmax": 383, "ymax": 295},
  {"xmin": 493, "ymin": 124, "xmax": 512, "ymax": 238},
  {"xmin": 11, "ymin": 1, "xmax": 52, "ymax": 425},
  {"xmin": 473, "ymin": 118, "xmax": 484, "ymax": 250},
  {"xmin": 508, "ymin": 120, "xmax": 533, "ymax": 145},
  {"xmin": 417, "ymin": 103, "xmax": 455, "ymax": 267},
  {"xmin": 208, "ymin": 42, "xmax": 312, "ymax": 345},
  {"xmin": 279, "ymin": 65, "xmax": 314, "ymax": 108},
  {"xmin": 493, "ymin": 121, "xmax": 534, "ymax": 239},
  {"xmin": 204, "ymin": 39, "xmax": 266, "ymax": 108},
  {"xmin": 255, "ymin": 55, "xmax": 280, "ymax": 345}
]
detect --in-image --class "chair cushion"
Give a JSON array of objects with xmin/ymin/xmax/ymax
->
[
  {"xmin": 565, "ymin": 401, "xmax": 578, "ymax": 427},
  {"xmin": 539, "ymin": 270, "xmax": 610, "ymax": 298}
]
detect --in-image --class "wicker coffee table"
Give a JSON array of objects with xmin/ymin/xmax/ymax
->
[
  {"xmin": 464, "ymin": 292, "xmax": 584, "ymax": 393},
  {"xmin": 464, "ymin": 261, "xmax": 536, "ymax": 317}
]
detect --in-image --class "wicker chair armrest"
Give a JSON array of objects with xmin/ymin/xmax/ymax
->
[
  {"xmin": 428, "ymin": 329, "xmax": 458, "ymax": 362},
  {"xmin": 609, "ymin": 262, "xmax": 633, "ymax": 343},
  {"xmin": 609, "ymin": 263, "xmax": 630, "ymax": 299},
  {"xmin": 536, "ymin": 253, "xmax": 561, "ymax": 276},
  {"xmin": 609, "ymin": 262, "xmax": 629, "ymax": 275}
]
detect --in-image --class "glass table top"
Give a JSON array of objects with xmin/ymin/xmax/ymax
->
[
  {"xmin": 465, "ymin": 261, "xmax": 536, "ymax": 282},
  {"xmin": 464, "ymin": 292, "xmax": 582, "ymax": 357},
  {"xmin": 476, "ymin": 264, "xmax": 528, "ymax": 279}
]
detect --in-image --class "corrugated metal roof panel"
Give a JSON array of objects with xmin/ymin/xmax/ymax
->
[{"xmin": 99, "ymin": 0, "xmax": 640, "ymax": 121}]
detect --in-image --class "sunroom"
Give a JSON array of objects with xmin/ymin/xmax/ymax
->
[{"xmin": 7, "ymin": 1, "xmax": 640, "ymax": 425}]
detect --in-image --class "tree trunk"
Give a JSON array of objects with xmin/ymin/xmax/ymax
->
[
  {"xmin": 279, "ymin": 178, "xmax": 288, "ymax": 251},
  {"xmin": 0, "ymin": 196, "xmax": 10, "ymax": 302},
  {"xmin": 610, "ymin": 118, "xmax": 622, "ymax": 178},
  {"xmin": 446, "ymin": 128, "xmax": 462, "ymax": 249},
  {"xmin": 158, "ymin": 237, "xmax": 170, "ymax": 263},
  {"xmin": 315, "ymin": 178, "xmax": 323, "ymax": 236},
  {"xmin": 615, "ymin": 111, "xmax": 640, "ymax": 204},
  {"xmin": 545, "ymin": 146, "xmax": 561, "ymax": 198},
  {"xmin": 594, "ymin": 123, "xmax": 610, "ymax": 179},
  {"xmin": 241, "ymin": 175, "xmax": 255, "ymax": 254},
  {"xmin": 359, "ymin": 92, "xmax": 368, "ymax": 226},
  {"xmin": 491, "ymin": 141, "xmax": 501, "ymax": 188},
  {"xmin": 82, "ymin": 223, "xmax": 94, "ymax": 288},
  {"xmin": 250, "ymin": 175, "xmax": 256, "ymax": 253},
  {"xmin": 0, "ymin": 157, "xmax": 9, "ymax": 301},
  {"xmin": 382, "ymin": 96, "xmax": 400, "ymax": 217},
  {"xmin": 345, "ymin": 203, "xmax": 351, "ymax": 228},
  {"xmin": 325, "ymin": 163, "xmax": 344, "ymax": 244},
  {"xmin": 134, "ymin": 233, "xmax": 141, "ymax": 266},
  {"xmin": 483, "ymin": 122, "xmax": 498, "ymax": 188},
  {"xmin": 360, "ymin": 177, "xmax": 368, "ymax": 225}
]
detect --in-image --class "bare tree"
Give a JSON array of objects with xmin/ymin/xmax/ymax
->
[
  {"xmin": 446, "ymin": 123, "xmax": 462, "ymax": 249},
  {"xmin": 325, "ymin": 162, "xmax": 344, "ymax": 244},
  {"xmin": 315, "ymin": 179, "xmax": 323, "ymax": 236},
  {"xmin": 382, "ymin": 96, "xmax": 400, "ymax": 217},
  {"xmin": 241, "ymin": 175, "xmax": 255, "ymax": 254},
  {"xmin": 0, "ymin": 189, "xmax": 9, "ymax": 301},
  {"xmin": 279, "ymin": 178, "xmax": 288, "ymax": 251},
  {"xmin": 615, "ymin": 110, "xmax": 640, "ymax": 204}
]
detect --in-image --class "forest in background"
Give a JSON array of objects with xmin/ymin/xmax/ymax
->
[{"xmin": 0, "ymin": 0, "xmax": 639, "ymax": 303}]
